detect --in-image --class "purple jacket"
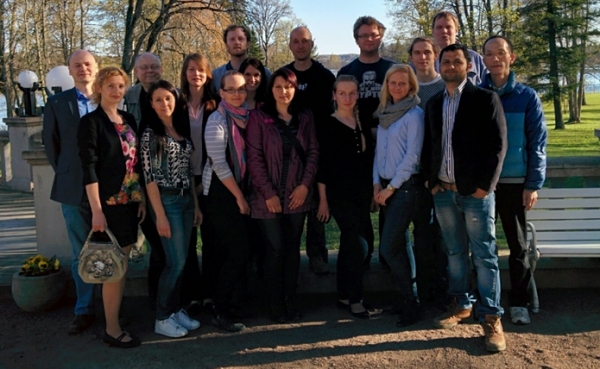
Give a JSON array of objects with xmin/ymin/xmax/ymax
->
[{"xmin": 246, "ymin": 108, "xmax": 319, "ymax": 219}]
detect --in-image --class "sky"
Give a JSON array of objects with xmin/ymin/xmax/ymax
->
[{"xmin": 289, "ymin": 0, "xmax": 394, "ymax": 55}]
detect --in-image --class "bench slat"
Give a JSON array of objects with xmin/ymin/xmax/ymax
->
[
  {"xmin": 537, "ymin": 188, "xmax": 600, "ymax": 198},
  {"xmin": 527, "ymin": 209, "xmax": 600, "ymax": 221},
  {"xmin": 534, "ymin": 198, "xmax": 600, "ymax": 209},
  {"xmin": 529, "ymin": 219, "xmax": 600, "ymax": 231},
  {"xmin": 534, "ymin": 231, "xmax": 600, "ymax": 241},
  {"xmin": 538, "ymin": 243, "xmax": 600, "ymax": 257}
]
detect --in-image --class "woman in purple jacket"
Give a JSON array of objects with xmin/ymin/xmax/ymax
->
[{"xmin": 247, "ymin": 68, "xmax": 319, "ymax": 323}]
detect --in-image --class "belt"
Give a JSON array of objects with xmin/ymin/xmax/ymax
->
[
  {"xmin": 440, "ymin": 181, "xmax": 458, "ymax": 192},
  {"xmin": 159, "ymin": 188, "xmax": 191, "ymax": 196}
]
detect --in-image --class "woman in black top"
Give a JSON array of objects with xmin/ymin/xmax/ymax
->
[{"xmin": 316, "ymin": 75, "xmax": 381, "ymax": 319}]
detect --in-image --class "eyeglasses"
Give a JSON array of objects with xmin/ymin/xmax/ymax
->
[
  {"xmin": 357, "ymin": 33, "xmax": 381, "ymax": 40},
  {"xmin": 137, "ymin": 65, "xmax": 161, "ymax": 71},
  {"xmin": 222, "ymin": 88, "xmax": 247, "ymax": 95}
]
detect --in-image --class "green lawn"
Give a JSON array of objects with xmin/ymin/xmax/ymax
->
[{"xmin": 544, "ymin": 93, "xmax": 600, "ymax": 157}]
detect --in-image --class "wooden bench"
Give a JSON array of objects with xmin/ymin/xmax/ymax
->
[{"xmin": 526, "ymin": 188, "xmax": 600, "ymax": 312}]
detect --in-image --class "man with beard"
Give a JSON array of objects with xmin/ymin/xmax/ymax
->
[
  {"xmin": 421, "ymin": 43, "xmax": 507, "ymax": 352},
  {"xmin": 213, "ymin": 25, "xmax": 271, "ymax": 91}
]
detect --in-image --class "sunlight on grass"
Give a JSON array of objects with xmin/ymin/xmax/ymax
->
[{"xmin": 544, "ymin": 93, "xmax": 600, "ymax": 157}]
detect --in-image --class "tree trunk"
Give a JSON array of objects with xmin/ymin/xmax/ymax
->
[{"xmin": 547, "ymin": 0, "xmax": 564, "ymax": 129}]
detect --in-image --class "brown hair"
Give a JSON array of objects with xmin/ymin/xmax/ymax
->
[
  {"xmin": 223, "ymin": 24, "xmax": 251, "ymax": 44},
  {"xmin": 408, "ymin": 36, "xmax": 440, "ymax": 55},
  {"xmin": 180, "ymin": 53, "xmax": 218, "ymax": 111},
  {"xmin": 352, "ymin": 16, "xmax": 386, "ymax": 40},
  {"xmin": 91, "ymin": 67, "xmax": 129, "ymax": 105},
  {"xmin": 431, "ymin": 11, "xmax": 460, "ymax": 31}
]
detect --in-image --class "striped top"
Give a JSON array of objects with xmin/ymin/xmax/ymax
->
[
  {"xmin": 438, "ymin": 78, "xmax": 467, "ymax": 184},
  {"xmin": 202, "ymin": 110, "xmax": 237, "ymax": 195}
]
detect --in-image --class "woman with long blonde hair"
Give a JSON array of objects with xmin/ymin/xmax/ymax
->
[{"xmin": 373, "ymin": 64, "xmax": 424, "ymax": 327}]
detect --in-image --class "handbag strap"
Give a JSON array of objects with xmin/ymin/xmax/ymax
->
[
  {"xmin": 274, "ymin": 117, "xmax": 306, "ymax": 167},
  {"xmin": 85, "ymin": 228, "xmax": 121, "ymax": 247}
]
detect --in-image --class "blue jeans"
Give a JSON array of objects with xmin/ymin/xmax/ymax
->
[
  {"xmin": 61, "ymin": 203, "xmax": 94, "ymax": 315},
  {"xmin": 153, "ymin": 193, "xmax": 195, "ymax": 320},
  {"xmin": 379, "ymin": 188, "xmax": 418, "ymax": 303},
  {"xmin": 433, "ymin": 190, "xmax": 503, "ymax": 318}
]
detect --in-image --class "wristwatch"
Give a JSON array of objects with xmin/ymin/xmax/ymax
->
[{"xmin": 386, "ymin": 184, "xmax": 396, "ymax": 192}]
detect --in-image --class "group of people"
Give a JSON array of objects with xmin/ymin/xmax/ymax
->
[{"xmin": 43, "ymin": 10, "xmax": 547, "ymax": 353}]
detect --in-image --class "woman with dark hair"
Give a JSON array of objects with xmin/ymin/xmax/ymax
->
[
  {"xmin": 316, "ymin": 75, "xmax": 381, "ymax": 320},
  {"xmin": 178, "ymin": 53, "xmax": 220, "ymax": 312},
  {"xmin": 373, "ymin": 64, "xmax": 424, "ymax": 327},
  {"xmin": 140, "ymin": 80, "xmax": 202, "ymax": 338},
  {"xmin": 247, "ymin": 68, "xmax": 319, "ymax": 323},
  {"xmin": 201, "ymin": 70, "xmax": 250, "ymax": 333},
  {"xmin": 239, "ymin": 58, "xmax": 268, "ymax": 110},
  {"xmin": 78, "ymin": 66, "xmax": 144, "ymax": 348}
]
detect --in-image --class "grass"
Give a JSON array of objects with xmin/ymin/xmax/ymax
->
[{"xmin": 544, "ymin": 93, "xmax": 600, "ymax": 157}]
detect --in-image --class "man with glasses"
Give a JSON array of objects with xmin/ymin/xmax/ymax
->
[{"xmin": 337, "ymin": 16, "xmax": 396, "ymax": 268}]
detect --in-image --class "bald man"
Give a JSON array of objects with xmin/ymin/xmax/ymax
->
[
  {"xmin": 284, "ymin": 26, "xmax": 336, "ymax": 275},
  {"xmin": 43, "ymin": 49, "xmax": 99, "ymax": 335}
]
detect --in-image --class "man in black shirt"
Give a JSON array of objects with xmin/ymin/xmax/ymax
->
[{"xmin": 284, "ymin": 26, "xmax": 335, "ymax": 275}]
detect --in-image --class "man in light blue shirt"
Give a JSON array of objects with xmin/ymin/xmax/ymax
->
[{"xmin": 43, "ymin": 50, "xmax": 98, "ymax": 335}]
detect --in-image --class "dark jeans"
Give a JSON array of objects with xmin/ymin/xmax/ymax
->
[
  {"xmin": 379, "ymin": 186, "xmax": 418, "ymax": 303},
  {"xmin": 412, "ymin": 188, "xmax": 448, "ymax": 304},
  {"xmin": 330, "ymin": 193, "xmax": 370, "ymax": 304},
  {"xmin": 496, "ymin": 182, "xmax": 531, "ymax": 307},
  {"xmin": 182, "ymin": 225, "xmax": 203, "ymax": 306},
  {"xmin": 258, "ymin": 212, "xmax": 306, "ymax": 303},
  {"xmin": 202, "ymin": 173, "xmax": 250, "ymax": 310},
  {"xmin": 306, "ymin": 205, "xmax": 328, "ymax": 262}
]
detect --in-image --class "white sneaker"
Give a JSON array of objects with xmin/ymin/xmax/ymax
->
[
  {"xmin": 510, "ymin": 306, "xmax": 531, "ymax": 325},
  {"xmin": 155, "ymin": 314, "xmax": 189, "ymax": 338},
  {"xmin": 174, "ymin": 309, "xmax": 201, "ymax": 331}
]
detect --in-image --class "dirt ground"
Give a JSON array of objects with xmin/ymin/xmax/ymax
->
[{"xmin": 0, "ymin": 289, "xmax": 599, "ymax": 369}]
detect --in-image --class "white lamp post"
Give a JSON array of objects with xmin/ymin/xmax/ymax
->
[
  {"xmin": 45, "ymin": 66, "xmax": 74, "ymax": 96},
  {"xmin": 17, "ymin": 70, "xmax": 40, "ymax": 116}
]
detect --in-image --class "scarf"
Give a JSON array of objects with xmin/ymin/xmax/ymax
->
[
  {"xmin": 377, "ymin": 95, "xmax": 421, "ymax": 129},
  {"xmin": 218, "ymin": 100, "xmax": 249, "ymax": 182}
]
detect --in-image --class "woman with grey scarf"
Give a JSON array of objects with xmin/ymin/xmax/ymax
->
[{"xmin": 372, "ymin": 64, "xmax": 424, "ymax": 328}]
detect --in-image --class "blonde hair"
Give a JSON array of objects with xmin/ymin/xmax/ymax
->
[
  {"xmin": 92, "ymin": 67, "xmax": 130, "ymax": 105},
  {"xmin": 334, "ymin": 75, "xmax": 366, "ymax": 152},
  {"xmin": 375, "ymin": 64, "xmax": 419, "ymax": 115}
]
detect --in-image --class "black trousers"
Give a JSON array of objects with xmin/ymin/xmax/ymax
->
[
  {"xmin": 495, "ymin": 182, "xmax": 531, "ymax": 307},
  {"xmin": 202, "ymin": 173, "xmax": 250, "ymax": 310},
  {"xmin": 140, "ymin": 214, "xmax": 164, "ymax": 300},
  {"xmin": 412, "ymin": 188, "xmax": 448, "ymax": 304},
  {"xmin": 258, "ymin": 212, "xmax": 306, "ymax": 304},
  {"xmin": 330, "ymin": 192, "xmax": 371, "ymax": 304},
  {"xmin": 305, "ymin": 184, "xmax": 328, "ymax": 263}
]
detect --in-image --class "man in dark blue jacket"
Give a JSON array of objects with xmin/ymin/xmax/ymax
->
[{"xmin": 481, "ymin": 35, "xmax": 547, "ymax": 326}]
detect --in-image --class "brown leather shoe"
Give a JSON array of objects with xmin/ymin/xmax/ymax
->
[
  {"xmin": 68, "ymin": 314, "xmax": 96, "ymax": 335},
  {"xmin": 433, "ymin": 303, "xmax": 472, "ymax": 329},
  {"xmin": 481, "ymin": 314, "xmax": 506, "ymax": 352}
]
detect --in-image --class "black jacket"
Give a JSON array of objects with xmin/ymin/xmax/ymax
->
[
  {"xmin": 421, "ymin": 81, "xmax": 507, "ymax": 195},
  {"xmin": 77, "ymin": 106, "xmax": 139, "ymax": 202}
]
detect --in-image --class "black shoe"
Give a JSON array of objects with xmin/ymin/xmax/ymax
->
[
  {"xmin": 396, "ymin": 300, "xmax": 420, "ymax": 328},
  {"xmin": 336, "ymin": 300, "xmax": 350, "ymax": 310},
  {"xmin": 284, "ymin": 295, "xmax": 302, "ymax": 321},
  {"xmin": 68, "ymin": 314, "xmax": 96, "ymax": 335},
  {"xmin": 351, "ymin": 308, "xmax": 383, "ymax": 320},
  {"xmin": 102, "ymin": 331, "xmax": 141, "ymax": 348},
  {"xmin": 212, "ymin": 314, "xmax": 245, "ymax": 332}
]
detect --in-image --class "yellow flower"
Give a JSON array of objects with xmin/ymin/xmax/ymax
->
[
  {"xmin": 33, "ymin": 255, "xmax": 43, "ymax": 263},
  {"xmin": 39, "ymin": 261, "xmax": 49, "ymax": 270},
  {"xmin": 53, "ymin": 259, "xmax": 60, "ymax": 270}
]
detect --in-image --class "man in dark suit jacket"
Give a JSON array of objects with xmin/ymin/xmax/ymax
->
[
  {"xmin": 421, "ymin": 43, "xmax": 507, "ymax": 352},
  {"xmin": 43, "ymin": 49, "xmax": 98, "ymax": 335}
]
